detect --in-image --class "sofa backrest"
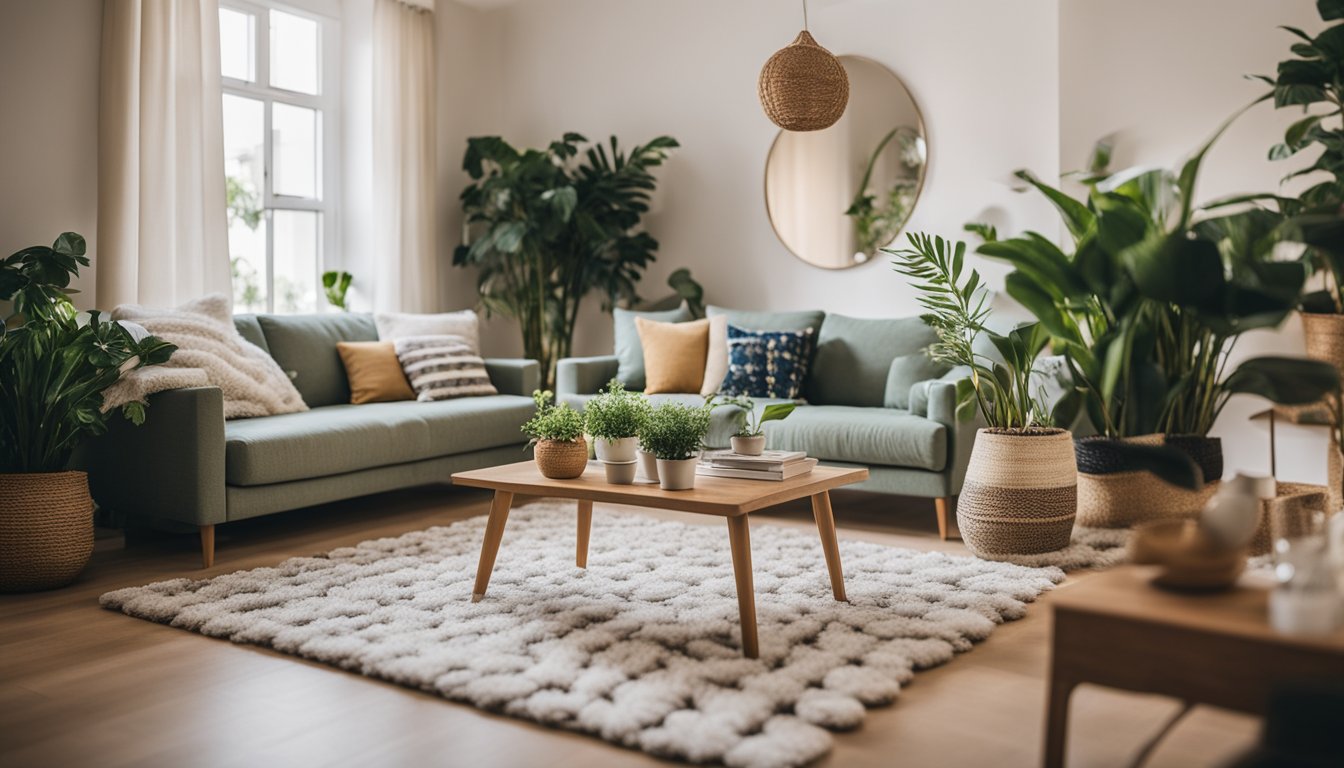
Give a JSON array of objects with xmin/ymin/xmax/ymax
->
[
  {"xmin": 805, "ymin": 314, "xmax": 942, "ymax": 408},
  {"xmin": 235, "ymin": 312, "xmax": 379, "ymax": 407}
]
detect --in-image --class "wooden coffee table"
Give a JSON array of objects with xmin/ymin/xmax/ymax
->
[{"xmin": 451, "ymin": 461, "xmax": 869, "ymax": 658}]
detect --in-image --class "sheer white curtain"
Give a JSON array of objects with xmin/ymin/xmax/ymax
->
[
  {"xmin": 372, "ymin": 0, "xmax": 438, "ymax": 313},
  {"xmin": 98, "ymin": 0, "xmax": 230, "ymax": 309}
]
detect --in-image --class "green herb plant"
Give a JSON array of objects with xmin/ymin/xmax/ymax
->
[
  {"xmin": 584, "ymin": 379, "xmax": 649, "ymax": 441},
  {"xmin": 706, "ymin": 394, "xmax": 796, "ymax": 437},
  {"xmin": 638, "ymin": 401, "xmax": 712, "ymax": 460},
  {"xmin": 322, "ymin": 270, "xmax": 353, "ymax": 311},
  {"xmin": 521, "ymin": 390, "xmax": 586, "ymax": 444}
]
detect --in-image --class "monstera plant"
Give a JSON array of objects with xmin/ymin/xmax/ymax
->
[{"xmin": 454, "ymin": 133, "xmax": 679, "ymax": 386}]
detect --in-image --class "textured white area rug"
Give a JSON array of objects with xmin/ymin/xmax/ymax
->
[{"xmin": 101, "ymin": 502, "xmax": 1065, "ymax": 767}]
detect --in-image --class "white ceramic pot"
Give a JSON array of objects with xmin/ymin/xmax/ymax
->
[
  {"xmin": 595, "ymin": 436, "xmax": 639, "ymax": 463},
  {"xmin": 603, "ymin": 460, "xmax": 638, "ymax": 485},
  {"xmin": 637, "ymin": 449, "xmax": 659, "ymax": 482},
  {"xmin": 656, "ymin": 457, "xmax": 699, "ymax": 491},
  {"xmin": 730, "ymin": 434, "xmax": 766, "ymax": 456}
]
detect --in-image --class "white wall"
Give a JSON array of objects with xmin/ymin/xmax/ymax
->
[
  {"xmin": 1060, "ymin": 0, "xmax": 1330, "ymax": 482},
  {"xmin": 0, "ymin": 0, "xmax": 102, "ymax": 308}
]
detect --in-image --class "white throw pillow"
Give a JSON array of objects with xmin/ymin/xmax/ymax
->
[
  {"xmin": 112, "ymin": 293, "xmax": 307, "ymax": 419},
  {"xmin": 699, "ymin": 313, "xmax": 730, "ymax": 396},
  {"xmin": 394, "ymin": 334, "xmax": 497, "ymax": 401},
  {"xmin": 375, "ymin": 310, "xmax": 480, "ymax": 353}
]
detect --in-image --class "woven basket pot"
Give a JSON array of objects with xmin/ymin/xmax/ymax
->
[
  {"xmin": 534, "ymin": 438, "xmax": 588, "ymax": 479},
  {"xmin": 1301, "ymin": 311, "xmax": 1344, "ymax": 375},
  {"xmin": 1328, "ymin": 439, "xmax": 1343, "ymax": 516},
  {"xmin": 0, "ymin": 471, "xmax": 95, "ymax": 593},
  {"xmin": 1075, "ymin": 434, "xmax": 1222, "ymax": 528},
  {"xmin": 1249, "ymin": 482, "xmax": 1330, "ymax": 557},
  {"xmin": 758, "ymin": 30, "xmax": 849, "ymax": 132},
  {"xmin": 958, "ymin": 428, "xmax": 1077, "ymax": 557}
]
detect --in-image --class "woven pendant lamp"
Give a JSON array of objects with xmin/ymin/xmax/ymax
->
[{"xmin": 758, "ymin": 1, "xmax": 849, "ymax": 132}]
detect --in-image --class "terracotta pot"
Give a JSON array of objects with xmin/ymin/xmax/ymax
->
[
  {"xmin": 0, "ymin": 471, "xmax": 95, "ymax": 593},
  {"xmin": 534, "ymin": 438, "xmax": 588, "ymax": 479},
  {"xmin": 656, "ymin": 457, "xmax": 699, "ymax": 491},
  {"xmin": 958, "ymin": 428, "xmax": 1077, "ymax": 557},
  {"xmin": 594, "ymin": 436, "xmax": 638, "ymax": 463},
  {"xmin": 1074, "ymin": 434, "xmax": 1222, "ymax": 528},
  {"xmin": 730, "ymin": 435, "xmax": 766, "ymax": 455}
]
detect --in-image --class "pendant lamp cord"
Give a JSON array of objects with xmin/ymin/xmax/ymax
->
[{"xmin": 802, "ymin": 0, "xmax": 809, "ymax": 30}]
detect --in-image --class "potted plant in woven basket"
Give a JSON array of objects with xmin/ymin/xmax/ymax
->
[
  {"xmin": 978, "ymin": 119, "xmax": 1339, "ymax": 527},
  {"xmin": 890, "ymin": 233, "xmax": 1078, "ymax": 558},
  {"xmin": 707, "ymin": 394, "xmax": 797, "ymax": 455},
  {"xmin": 639, "ymin": 401, "xmax": 712, "ymax": 491},
  {"xmin": 0, "ymin": 233, "xmax": 176, "ymax": 592},
  {"xmin": 522, "ymin": 390, "xmax": 587, "ymax": 479}
]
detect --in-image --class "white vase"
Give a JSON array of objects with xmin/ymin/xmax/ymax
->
[
  {"xmin": 603, "ymin": 460, "xmax": 638, "ymax": 485},
  {"xmin": 730, "ymin": 434, "xmax": 766, "ymax": 455},
  {"xmin": 656, "ymin": 457, "xmax": 699, "ymax": 491},
  {"xmin": 637, "ymin": 449, "xmax": 659, "ymax": 482},
  {"xmin": 595, "ymin": 436, "xmax": 639, "ymax": 463}
]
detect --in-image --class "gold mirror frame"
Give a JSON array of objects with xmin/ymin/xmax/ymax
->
[{"xmin": 764, "ymin": 55, "xmax": 928, "ymax": 270}]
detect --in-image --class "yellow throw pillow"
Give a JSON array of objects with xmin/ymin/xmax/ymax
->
[
  {"xmin": 336, "ymin": 341, "xmax": 416, "ymax": 404},
  {"xmin": 635, "ymin": 317, "xmax": 710, "ymax": 394}
]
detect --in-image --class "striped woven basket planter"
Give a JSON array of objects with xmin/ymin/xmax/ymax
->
[
  {"xmin": 958, "ymin": 428, "xmax": 1077, "ymax": 557},
  {"xmin": 1074, "ymin": 434, "xmax": 1222, "ymax": 529}
]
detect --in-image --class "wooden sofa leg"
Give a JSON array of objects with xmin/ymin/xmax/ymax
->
[
  {"xmin": 934, "ymin": 498, "xmax": 951, "ymax": 541},
  {"xmin": 200, "ymin": 525, "xmax": 215, "ymax": 568}
]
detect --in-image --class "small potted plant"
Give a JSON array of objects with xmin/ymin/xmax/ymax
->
[
  {"xmin": 586, "ymin": 379, "xmax": 648, "ymax": 462},
  {"xmin": 639, "ymin": 401, "xmax": 712, "ymax": 491},
  {"xmin": 521, "ymin": 390, "xmax": 587, "ymax": 479},
  {"xmin": 708, "ymin": 394, "xmax": 796, "ymax": 455}
]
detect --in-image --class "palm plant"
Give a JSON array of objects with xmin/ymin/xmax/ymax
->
[{"xmin": 454, "ymin": 133, "xmax": 679, "ymax": 386}]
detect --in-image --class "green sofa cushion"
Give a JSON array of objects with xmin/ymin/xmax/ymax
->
[
  {"xmin": 762, "ymin": 405, "xmax": 947, "ymax": 471},
  {"xmin": 885, "ymin": 353, "xmax": 953, "ymax": 409},
  {"xmin": 256, "ymin": 313, "xmax": 378, "ymax": 407},
  {"xmin": 614, "ymin": 305, "xmax": 692, "ymax": 391},
  {"xmin": 232, "ymin": 315, "xmax": 270, "ymax": 353},
  {"xmin": 224, "ymin": 396, "xmax": 534, "ymax": 486},
  {"xmin": 706, "ymin": 305, "xmax": 824, "ymax": 334},
  {"xmin": 806, "ymin": 314, "xmax": 939, "ymax": 407}
]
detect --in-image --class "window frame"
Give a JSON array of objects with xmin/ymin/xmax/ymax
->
[{"xmin": 220, "ymin": 0, "xmax": 341, "ymax": 314}]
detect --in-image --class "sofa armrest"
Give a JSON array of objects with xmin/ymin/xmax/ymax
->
[
  {"xmin": 86, "ymin": 386, "xmax": 227, "ymax": 527},
  {"xmin": 926, "ymin": 376, "xmax": 982, "ymax": 496},
  {"xmin": 556, "ymin": 355, "xmax": 620, "ymax": 396},
  {"xmin": 484, "ymin": 358, "xmax": 540, "ymax": 396}
]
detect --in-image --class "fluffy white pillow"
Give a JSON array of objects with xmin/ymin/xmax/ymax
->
[
  {"xmin": 112, "ymin": 294, "xmax": 307, "ymax": 419},
  {"xmin": 699, "ymin": 313, "xmax": 729, "ymax": 396},
  {"xmin": 375, "ymin": 310, "xmax": 480, "ymax": 353},
  {"xmin": 394, "ymin": 335, "xmax": 497, "ymax": 401}
]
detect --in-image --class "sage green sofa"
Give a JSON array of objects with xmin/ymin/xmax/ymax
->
[
  {"xmin": 87, "ymin": 312, "xmax": 539, "ymax": 566},
  {"xmin": 557, "ymin": 306, "xmax": 977, "ymax": 538}
]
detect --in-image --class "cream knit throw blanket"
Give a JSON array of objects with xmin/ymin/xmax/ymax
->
[{"xmin": 111, "ymin": 294, "xmax": 307, "ymax": 419}]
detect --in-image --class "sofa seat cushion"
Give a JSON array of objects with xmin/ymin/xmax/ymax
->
[
  {"xmin": 763, "ymin": 405, "xmax": 947, "ymax": 471},
  {"xmin": 225, "ymin": 396, "xmax": 534, "ymax": 486}
]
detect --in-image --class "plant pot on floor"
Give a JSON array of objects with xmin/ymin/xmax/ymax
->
[
  {"xmin": 0, "ymin": 471, "xmax": 95, "ymax": 592},
  {"xmin": 656, "ymin": 457, "xmax": 699, "ymax": 491},
  {"xmin": 1074, "ymin": 434, "xmax": 1222, "ymax": 528},
  {"xmin": 1301, "ymin": 311, "xmax": 1344, "ymax": 377},
  {"xmin": 958, "ymin": 427, "xmax": 1078, "ymax": 557},
  {"xmin": 730, "ymin": 435, "xmax": 766, "ymax": 455},
  {"xmin": 595, "ymin": 436, "xmax": 639, "ymax": 463},
  {"xmin": 534, "ymin": 438, "xmax": 588, "ymax": 479}
]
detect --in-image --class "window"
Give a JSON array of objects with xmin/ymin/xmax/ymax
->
[{"xmin": 220, "ymin": 1, "xmax": 338, "ymax": 313}]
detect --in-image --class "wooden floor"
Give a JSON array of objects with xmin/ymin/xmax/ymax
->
[{"xmin": 0, "ymin": 487, "xmax": 1260, "ymax": 768}]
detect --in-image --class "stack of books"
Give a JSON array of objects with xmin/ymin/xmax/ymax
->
[{"xmin": 697, "ymin": 449, "xmax": 818, "ymax": 481}]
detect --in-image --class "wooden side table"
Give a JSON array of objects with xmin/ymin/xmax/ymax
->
[{"xmin": 1044, "ymin": 566, "xmax": 1344, "ymax": 768}]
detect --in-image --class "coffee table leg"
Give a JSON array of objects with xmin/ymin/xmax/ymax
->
[
  {"xmin": 471, "ymin": 490, "xmax": 514, "ymax": 602},
  {"xmin": 810, "ymin": 491, "xmax": 847, "ymax": 602},
  {"xmin": 576, "ymin": 499, "xmax": 593, "ymax": 568},
  {"xmin": 1043, "ymin": 672, "xmax": 1076, "ymax": 768},
  {"xmin": 726, "ymin": 515, "xmax": 759, "ymax": 659}
]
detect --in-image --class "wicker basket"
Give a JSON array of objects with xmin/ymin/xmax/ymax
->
[
  {"xmin": 534, "ymin": 438, "xmax": 588, "ymax": 479},
  {"xmin": 758, "ymin": 30, "xmax": 849, "ymax": 132},
  {"xmin": 1075, "ymin": 435, "xmax": 1222, "ymax": 529},
  {"xmin": 0, "ymin": 471, "xmax": 95, "ymax": 593},
  {"xmin": 1250, "ymin": 482, "xmax": 1330, "ymax": 557},
  {"xmin": 958, "ymin": 428, "xmax": 1077, "ymax": 557}
]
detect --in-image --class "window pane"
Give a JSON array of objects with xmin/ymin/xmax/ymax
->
[
  {"xmin": 273, "ymin": 210, "xmax": 320, "ymax": 313},
  {"xmin": 270, "ymin": 9, "xmax": 319, "ymax": 95},
  {"xmin": 222, "ymin": 94, "xmax": 267, "ymax": 312},
  {"xmin": 273, "ymin": 102, "xmax": 319, "ymax": 199},
  {"xmin": 219, "ymin": 8, "xmax": 255, "ymax": 82}
]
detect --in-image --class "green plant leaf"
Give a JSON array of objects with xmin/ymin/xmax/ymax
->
[
  {"xmin": 1321, "ymin": 0, "xmax": 1344, "ymax": 21},
  {"xmin": 1105, "ymin": 442, "xmax": 1204, "ymax": 491},
  {"xmin": 1013, "ymin": 170, "xmax": 1094, "ymax": 242},
  {"xmin": 759, "ymin": 402, "xmax": 796, "ymax": 424},
  {"xmin": 1223, "ymin": 356, "xmax": 1340, "ymax": 404}
]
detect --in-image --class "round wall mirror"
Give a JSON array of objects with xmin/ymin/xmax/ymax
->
[{"xmin": 764, "ymin": 56, "xmax": 927, "ymax": 269}]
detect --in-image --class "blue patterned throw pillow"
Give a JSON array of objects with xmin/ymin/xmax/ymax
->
[{"xmin": 719, "ymin": 325, "xmax": 814, "ymax": 399}]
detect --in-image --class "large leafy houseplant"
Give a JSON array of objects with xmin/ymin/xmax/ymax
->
[
  {"xmin": 0, "ymin": 233, "xmax": 176, "ymax": 473},
  {"xmin": 454, "ymin": 133, "xmax": 679, "ymax": 386}
]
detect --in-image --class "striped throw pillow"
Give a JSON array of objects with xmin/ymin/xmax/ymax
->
[{"xmin": 394, "ymin": 335, "xmax": 497, "ymax": 401}]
